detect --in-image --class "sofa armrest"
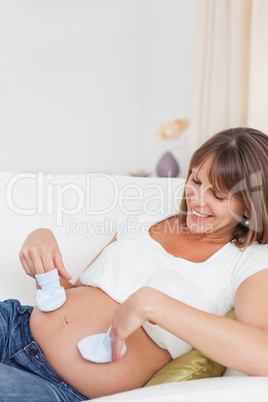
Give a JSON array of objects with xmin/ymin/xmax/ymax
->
[{"xmin": 91, "ymin": 377, "xmax": 268, "ymax": 402}]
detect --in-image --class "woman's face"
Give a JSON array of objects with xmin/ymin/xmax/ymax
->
[{"xmin": 185, "ymin": 159, "xmax": 246, "ymax": 241}]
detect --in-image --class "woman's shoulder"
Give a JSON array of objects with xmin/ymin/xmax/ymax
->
[
  {"xmin": 238, "ymin": 241, "xmax": 268, "ymax": 257},
  {"xmin": 228, "ymin": 241, "xmax": 268, "ymax": 268},
  {"xmin": 228, "ymin": 242, "xmax": 268, "ymax": 295}
]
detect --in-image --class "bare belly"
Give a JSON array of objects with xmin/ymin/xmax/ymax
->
[{"xmin": 30, "ymin": 286, "xmax": 171, "ymax": 399}]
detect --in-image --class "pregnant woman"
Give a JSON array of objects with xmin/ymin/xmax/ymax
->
[{"xmin": 1, "ymin": 127, "xmax": 268, "ymax": 401}]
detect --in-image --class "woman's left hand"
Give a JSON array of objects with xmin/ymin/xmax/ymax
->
[{"xmin": 110, "ymin": 287, "xmax": 153, "ymax": 362}]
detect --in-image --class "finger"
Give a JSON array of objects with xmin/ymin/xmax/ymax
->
[
  {"xmin": 21, "ymin": 250, "xmax": 40, "ymax": 276},
  {"xmin": 54, "ymin": 253, "xmax": 72, "ymax": 280},
  {"xmin": 28, "ymin": 249, "xmax": 46, "ymax": 275},
  {"xmin": 40, "ymin": 252, "xmax": 56, "ymax": 273},
  {"xmin": 19, "ymin": 253, "xmax": 32, "ymax": 277},
  {"xmin": 110, "ymin": 326, "xmax": 125, "ymax": 362},
  {"xmin": 111, "ymin": 338, "xmax": 124, "ymax": 362}
]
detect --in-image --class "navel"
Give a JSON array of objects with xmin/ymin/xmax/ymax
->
[{"xmin": 63, "ymin": 316, "xmax": 70, "ymax": 325}]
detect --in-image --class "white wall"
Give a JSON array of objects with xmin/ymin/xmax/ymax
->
[
  {"xmin": 0, "ymin": 0, "xmax": 197, "ymax": 177},
  {"xmin": 141, "ymin": 0, "xmax": 197, "ymax": 178}
]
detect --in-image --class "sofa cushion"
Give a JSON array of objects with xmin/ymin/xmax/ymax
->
[{"xmin": 145, "ymin": 309, "xmax": 236, "ymax": 386}]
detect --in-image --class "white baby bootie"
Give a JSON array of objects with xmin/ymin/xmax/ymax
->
[
  {"xmin": 35, "ymin": 269, "xmax": 66, "ymax": 312},
  {"xmin": 77, "ymin": 326, "xmax": 127, "ymax": 363}
]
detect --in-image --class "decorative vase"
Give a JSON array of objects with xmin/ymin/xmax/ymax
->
[{"xmin": 156, "ymin": 151, "xmax": 179, "ymax": 177}]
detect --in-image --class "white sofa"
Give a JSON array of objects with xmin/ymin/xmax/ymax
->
[{"xmin": 1, "ymin": 171, "xmax": 268, "ymax": 402}]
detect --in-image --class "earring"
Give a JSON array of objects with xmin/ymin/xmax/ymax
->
[{"xmin": 242, "ymin": 216, "xmax": 249, "ymax": 227}]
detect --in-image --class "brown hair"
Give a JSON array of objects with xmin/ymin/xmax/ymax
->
[{"xmin": 179, "ymin": 127, "xmax": 268, "ymax": 248}]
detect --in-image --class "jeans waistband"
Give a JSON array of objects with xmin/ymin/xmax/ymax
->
[{"xmin": 16, "ymin": 303, "xmax": 35, "ymax": 344}]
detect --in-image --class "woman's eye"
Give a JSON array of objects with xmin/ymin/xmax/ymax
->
[
  {"xmin": 213, "ymin": 192, "xmax": 225, "ymax": 201},
  {"xmin": 191, "ymin": 177, "xmax": 201, "ymax": 185}
]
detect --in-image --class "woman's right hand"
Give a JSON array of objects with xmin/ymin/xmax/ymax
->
[{"xmin": 19, "ymin": 228, "xmax": 72, "ymax": 280}]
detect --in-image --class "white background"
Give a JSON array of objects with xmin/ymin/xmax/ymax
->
[{"xmin": 0, "ymin": 0, "xmax": 197, "ymax": 177}]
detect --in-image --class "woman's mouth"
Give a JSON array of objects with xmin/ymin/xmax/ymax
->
[{"xmin": 191, "ymin": 208, "xmax": 212, "ymax": 220}]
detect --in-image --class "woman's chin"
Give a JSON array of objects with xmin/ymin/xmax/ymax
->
[{"xmin": 186, "ymin": 219, "xmax": 213, "ymax": 235}]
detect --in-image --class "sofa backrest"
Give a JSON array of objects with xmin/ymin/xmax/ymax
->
[{"xmin": 0, "ymin": 172, "xmax": 185, "ymax": 304}]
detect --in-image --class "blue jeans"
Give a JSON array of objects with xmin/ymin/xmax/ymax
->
[{"xmin": 0, "ymin": 299, "xmax": 88, "ymax": 401}]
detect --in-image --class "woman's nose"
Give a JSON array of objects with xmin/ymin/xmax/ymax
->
[{"xmin": 196, "ymin": 186, "xmax": 207, "ymax": 206}]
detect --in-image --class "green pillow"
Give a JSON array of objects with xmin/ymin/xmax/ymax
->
[{"xmin": 144, "ymin": 308, "xmax": 236, "ymax": 386}]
